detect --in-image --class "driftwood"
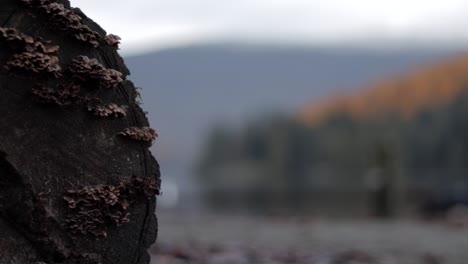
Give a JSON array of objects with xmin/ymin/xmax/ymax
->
[{"xmin": 0, "ymin": 0, "xmax": 160, "ymax": 263}]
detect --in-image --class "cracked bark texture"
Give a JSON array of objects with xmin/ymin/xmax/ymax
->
[{"xmin": 0, "ymin": 0, "xmax": 159, "ymax": 263}]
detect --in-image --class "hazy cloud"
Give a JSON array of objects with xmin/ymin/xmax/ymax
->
[{"xmin": 72, "ymin": 0, "xmax": 468, "ymax": 54}]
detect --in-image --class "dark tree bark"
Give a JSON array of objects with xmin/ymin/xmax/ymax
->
[{"xmin": 0, "ymin": 1, "xmax": 160, "ymax": 263}]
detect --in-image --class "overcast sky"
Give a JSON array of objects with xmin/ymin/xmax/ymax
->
[{"xmin": 72, "ymin": 0, "xmax": 468, "ymax": 55}]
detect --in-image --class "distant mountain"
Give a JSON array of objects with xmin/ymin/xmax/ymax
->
[
  {"xmin": 123, "ymin": 44, "xmax": 451, "ymax": 194},
  {"xmin": 124, "ymin": 44, "xmax": 449, "ymax": 163},
  {"xmin": 300, "ymin": 53, "xmax": 468, "ymax": 124}
]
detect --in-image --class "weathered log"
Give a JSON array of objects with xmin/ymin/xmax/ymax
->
[{"xmin": 0, "ymin": 1, "xmax": 160, "ymax": 263}]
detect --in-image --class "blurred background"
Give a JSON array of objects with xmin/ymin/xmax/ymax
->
[{"xmin": 76, "ymin": 1, "xmax": 468, "ymax": 263}]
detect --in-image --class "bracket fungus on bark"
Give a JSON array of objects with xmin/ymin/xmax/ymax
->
[
  {"xmin": 103, "ymin": 34, "xmax": 121, "ymax": 49},
  {"xmin": 88, "ymin": 103, "xmax": 127, "ymax": 118},
  {"xmin": 31, "ymin": 83, "xmax": 101, "ymax": 107},
  {"xmin": 119, "ymin": 127, "xmax": 159, "ymax": 142},
  {"xmin": 0, "ymin": 27, "xmax": 60, "ymax": 54},
  {"xmin": 1, "ymin": 26, "xmax": 61, "ymax": 78},
  {"xmin": 5, "ymin": 51, "xmax": 61, "ymax": 78},
  {"xmin": 20, "ymin": 0, "xmax": 122, "ymax": 48},
  {"xmin": 20, "ymin": 0, "xmax": 102, "ymax": 47},
  {"xmin": 69, "ymin": 55, "xmax": 124, "ymax": 89},
  {"xmin": 63, "ymin": 176, "xmax": 159, "ymax": 238}
]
